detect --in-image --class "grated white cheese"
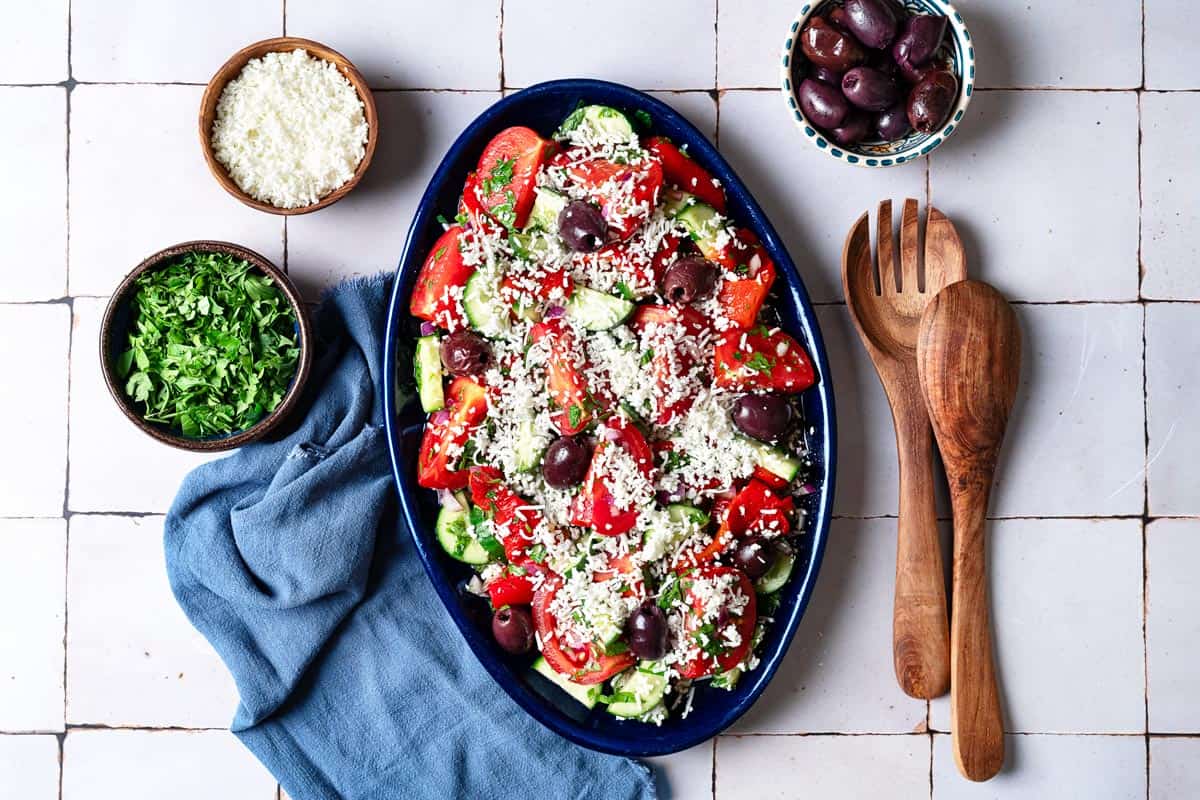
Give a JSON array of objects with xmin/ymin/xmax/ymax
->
[{"xmin": 211, "ymin": 49, "xmax": 368, "ymax": 209}]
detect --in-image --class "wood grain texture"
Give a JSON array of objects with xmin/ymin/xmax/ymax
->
[
  {"xmin": 842, "ymin": 199, "xmax": 965, "ymax": 700},
  {"xmin": 198, "ymin": 37, "xmax": 379, "ymax": 216},
  {"xmin": 916, "ymin": 279, "xmax": 1021, "ymax": 782}
]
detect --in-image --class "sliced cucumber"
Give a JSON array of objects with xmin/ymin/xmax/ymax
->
[
  {"xmin": 740, "ymin": 437, "xmax": 802, "ymax": 483},
  {"xmin": 565, "ymin": 285, "xmax": 635, "ymax": 331},
  {"xmin": 711, "ymin": 667, "xmax": 742, "ymax": 691},
  {"xmin": 435, "ymin": 499, "xmax": 492, "ymax": 565},
  {"xmin": 532, "ymin": 656, "xmax": 602, "ymax": 709},
  {"xmin": 674, "ymin": 200, "xmax": 727, "ymax": 261},
  {"xmin": 555, "ymin": 104, "xmax": 635, "ymax": 143},
  {"xmin": 661, "ymin": 190, "xmax": 696, "ymax": 217},
  {"xmin": 462, "ymin": 270, "xmax": 511, "ymax": 339},
  {"xmin": 524, "ymin": 187, "xmax": 568, "ymax": 233},
  {"xmin": 607, "ymin": 663, "xmax": 668, "ymax": 718},
  {"xmin": 512, "ymin": 415, "xmax": 545, "ymax": 472},
  {"xmin": 667, "ymin": 504, "xmax": 710, "ymax": 529},
  {"xmin": 414, "ymin": 335, "xmax": 445, "ymax": 413},
  {"xmin": 755, "ymin": 548, "xmax": 796, "ymax": 594}
]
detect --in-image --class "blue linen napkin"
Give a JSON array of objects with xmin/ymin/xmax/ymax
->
[{"xmin": 164, "ymin": 274, "xmax": 657, "ymax": 800}]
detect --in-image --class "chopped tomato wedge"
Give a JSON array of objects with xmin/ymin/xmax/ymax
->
[
  {"xmin": 475, "ymin": 126, "xmax": 551, "ymax": 229},
  {"xmin": 646, "ymin": 136, "xmax": 727, "ymax": 214},
  {"xmin": 566, "ymin": 157, "xmax": 664, "ymax": 241},
  {"xmin": 458, "ymin": 172, "xmax": 504, "ymax": 237},
  {"xmin": 678, "ymin": 566, "xmax": 758, "ymax": 679},
  {"xmin": 682, "ymin": 480, "xmax": 794, "ymax": 565},
  {"xmin": 500, "ymin": 268, "xmax": 574, "ymax": 308},
  {"xmin": 629, "ymin": 304, "xmax": 710, "ymax": 424},
  {"xmin": 628, "ymin": 303, "xmax": 709, "ymax": 337},
  {"xmin": 533, "ymin": 579, "xmax": 593, "ymax": 675},
  {"xmin": 416, "ymin": 377, "xmax": 488, "ymax": 490},
  {"xmin": 584, "ymin": 416, "xmax": 655, "ymax": 537},
  {"xmin": 468, "ymin": 466, "xmax": 543, "ymax": 564},
  {"xmin": 409, "ymin": 225, "xmax": 474, "ymax": 330},
  {"xmin": 569, "ymin": 488, "xmax": 593, "ymax": 527},
  {"xmin": 532, "ymin": 579, "xmax": 637, "ymax": 682},
  {"xmin": 714, "ymin": 327, "xmax": 816, "ymax": 393},
  {"xmin": 530, "ymin": 317, "xmax": 594, "ymax": 435},
  {"xmin": 717, "ymin": 244, "xmax": 776, "ymax": 329},
  {"xmin": 572, "ymin": 648, "xmax": 637, "ymax": 685},
  {"xmin": 486, "ymin": 573, "xmax": 535, "ymax": 608}
]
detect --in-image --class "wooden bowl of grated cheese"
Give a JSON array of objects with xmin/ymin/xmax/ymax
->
[{"xmin": 200, "ymin": 37, "xmax": 379, "ymax": 215}]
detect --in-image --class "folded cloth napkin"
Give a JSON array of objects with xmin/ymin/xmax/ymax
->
[{"xmin": 164, "ymin": 274, "xmax": 657, "ymax": 800}]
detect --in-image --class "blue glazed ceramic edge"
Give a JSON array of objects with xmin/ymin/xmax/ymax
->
[{"xmin": 382, "ymin": 79, "xmax": 837, "ymax": 757}]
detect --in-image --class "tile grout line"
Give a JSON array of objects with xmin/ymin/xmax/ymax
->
[
  {"xmin": 61, "ymin": 8, "xmax": 74, "ymax": 800},
  {"xmin": 497, "ymin": 0, "xmax": 505, "ymax": 93},
  {"xmin": 1137, "ymin": 0, "xmax": 1152, "ymax": 786},
  {"xmin": 710, "ymin": 735, "xmax": 717, "ymax": 800}
]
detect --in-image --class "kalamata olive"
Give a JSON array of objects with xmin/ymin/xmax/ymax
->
[
  {"xmin": 844, "ymin": 0, "xmax": 900, "ymax": 50},
  {"xmin": 896, "ymin": 54, "xmax": 937, "ymax": 84},
  {"xmin": 829, "ymin": 110, "xmax": 872, "ymax": 146},
  {"xmin": 842, "ymin": 66, "xmax": 901, "ymax": 112},
  {"xmin": 826, "ymin": 6, "xmax": 854, "ymax": 35},
  {"xmin": 800, "ymin": 16, "xmax": 865, "ymax": 72},
  {"xmin": 541, "ymin": 436, "xmax": 593, "ymax": 488},
  {"xmin": 866, "ymin": 48, "xmax": 900, "ymax": 77},
  {"xmin": 627, "ymin": 601, "xmax": 668, "ymax": 660},
  {"xmin": 492, "ymin": 605, "xmax": 536, "ymax": 654},
  {"xmin": 440, "ymin": 330, "xmax": 493, "ymax": 376},
  {"xmin": 798, "ymin": 78, "xmax": 849, "ymax": 129},
  {"xmin": 734, "ymin": 537, "xmax": 774, "ymax": 580},
  {"xmin": 907, "ymin": 70, "xmax": 958, "ymax": 134},
  {"xmin": 893, "ymin": 14, "xmax": 948, "ymax": 66},
  {"xmin": 875, "ymin": 102, "xmax": 912, "ymax": 140},
  {"xmin": 558, "ymin": 200, "xmax": 607, "ymax": 252},
  {"xmin": 809, "ymin": 64, "xmax": 844, "ymax": 86},
  {"xmin": 662, "ymin": 257, "xmax": 717, "ymax": 304},
  {"xmin": 732, "ymin": 393, "xmax": 793, "ymax": 442}
]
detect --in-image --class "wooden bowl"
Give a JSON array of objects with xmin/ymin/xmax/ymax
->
[
  {"xmin": 100, "ymin": 241, "xmax": 313, "ymax": 452},
  {"xmin": 199, "ymin": 37, "xmax": 379, "ymax": 215}
]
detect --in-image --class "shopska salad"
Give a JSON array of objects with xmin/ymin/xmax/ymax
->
[{"xmin": 409, "ymin": 104, "xmax": 818, "ymax": 725}]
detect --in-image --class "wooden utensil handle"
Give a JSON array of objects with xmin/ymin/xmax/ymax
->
[
  {"xmin": 892, "ymin": 392, "xmax": 951, "ymax": 699},
  {"xmin": 949, "ymin": 485, "xmax": 1005, "ymax": 781}
]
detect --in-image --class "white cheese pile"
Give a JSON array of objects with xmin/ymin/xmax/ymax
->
[{"xmin": 211, "ymin": 49, "xmax": 368, "ymax": 209}]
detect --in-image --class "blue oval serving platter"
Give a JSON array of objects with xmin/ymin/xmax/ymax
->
[{"xmin": 382, "ymin": 79, "xmax": 836, "ymax": 757}]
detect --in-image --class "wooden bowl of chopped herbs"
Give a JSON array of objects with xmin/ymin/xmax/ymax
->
[{"xmin": 100, "ymin": 241, "xmax": 313, "ymax": 451}]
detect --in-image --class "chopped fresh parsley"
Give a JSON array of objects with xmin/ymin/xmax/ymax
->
[
  {"xmin": 481, "ymin": 157, "xmax": 515, "ymax": 196},
  {"xmin": 489, "ymin": 189, "xmax": 518, "ymax": 229},
  {"xmin": 614, "ymin": 281, "xmax": 635, "ymax": 301},
  {"xmin": 632, "ymin": 109, "xmax": 653, "ymax": 130},
  {"xmin": 663, "ymin": 448, "xmax": 691, "ymax": 473},
  {"xmin": 567, "ymin": 403, "xmax": 585, "ymax": 429},
  {"xmin": 117, "ymin": 251, "xmax": 300, "ymax": 438},
  {"xmin": 527, "ymin": 544, "xmax": 547, "ymax": 564},
  {"xmin": 745, "ymin": 352, "xmax": 775, "ymax": 374},
  {"xmin": 694, "ymin": 622, "xmax": 728, "ymax": 657},
  {"xmin": 640, "ymin": 348, "xmax": 655, "ymax": 367},
  {"xmin": 603, "ymin": 639, "xmax": 630, "ymax": 656},
  {"xmin": 657, "ymin": 577, "xmax": 683, "ymax": 610}
]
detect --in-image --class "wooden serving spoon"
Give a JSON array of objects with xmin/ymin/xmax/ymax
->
[
  {"xmin": 842, "ymin": 199, "xmax": 962, "ymax": 699},
  {"xmin": 916, "ymin": 279, "xmax": 1021, "ymax": 782}
]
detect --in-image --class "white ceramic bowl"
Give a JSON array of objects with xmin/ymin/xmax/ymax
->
[{"xmin": 780, "ymin": 0, "xmax": 975, "ymax": 167}]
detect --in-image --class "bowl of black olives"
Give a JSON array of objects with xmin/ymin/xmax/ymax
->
[{"xmin": 780, "ymin": 0, "xmax": 974, "ymax": 167}]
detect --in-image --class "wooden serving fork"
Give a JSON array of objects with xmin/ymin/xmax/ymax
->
[{"xmin": 841, "ymin": 199, "xmax": 965, "ymax": 699}]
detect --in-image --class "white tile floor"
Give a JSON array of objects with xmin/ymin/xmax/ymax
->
[{"xmin": 0, "ymin": 1, "xmax": 1197, "ymax": 798}]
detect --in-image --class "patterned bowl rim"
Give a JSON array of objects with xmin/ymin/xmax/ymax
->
[{"xmin": 779, "ymin": 0, "xmax": 976, "ymax": 168}]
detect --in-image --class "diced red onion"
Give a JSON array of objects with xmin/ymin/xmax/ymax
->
[
  {"xmin": 438, "ymin": 489, "xmax": 464, "ymax": 510},
  {"xmin": 419, "ymin": 321, "xmax": 436, "ymax": 336},
  {"xmin": 656, "ymin": 489, "xmax": 683, "ymax": 505},
  {"xmin": 545, "ymin": 305, "xmax": 566, "ymax": 319},
  {"xmin": 797, "ymin": 482, "xmax": 817, "ymax": 496},
  {"xmin": 600, "ymin": 426, "xmax": 622, "ymax": 442},
  {"xmin": 431, "ymin": 410, "xmax": 451, "ymax": 425}
]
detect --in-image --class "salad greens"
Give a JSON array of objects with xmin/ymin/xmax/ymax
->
[{"xmin": 117, "ymin": 251, "xmax": 300, "ymax": 438}]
